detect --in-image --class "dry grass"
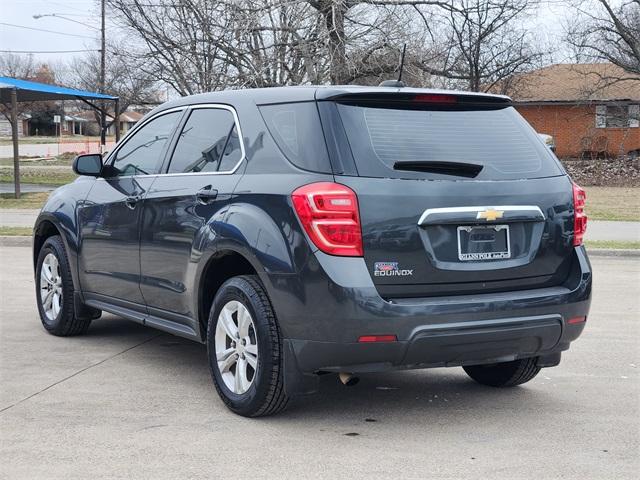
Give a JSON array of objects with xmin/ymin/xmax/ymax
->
[
  {"xmin": 585, "ymin": 187, "xmax": 640, "ymax": 221},
  {"xmin": 0, "ymin": 168, "xmax": 76, "ymax": 186},
  {"xmin": 0, "ymin": 192, "xmax": 50, "ymax": 209},
  {"xmin": 0, "ymin": 226, "xmax": 33, "ymax": 236}
]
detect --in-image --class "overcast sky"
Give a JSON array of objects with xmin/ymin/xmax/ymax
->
[{"xmin": 0, "ymin": 0, "xmax": 573, "ymax": 71}]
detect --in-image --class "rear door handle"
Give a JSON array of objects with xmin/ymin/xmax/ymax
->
[
  {"xmin": 125, "ymin": 195, "xmax": 142, "ymax": 209},
  {"xmin": 196, "ymin": 186, "xmax": 218, "ymax": 205}
]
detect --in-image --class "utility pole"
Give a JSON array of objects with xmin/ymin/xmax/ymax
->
[
  {"xmin": 11, "ymin": 88, "xmax": 20, "ymax": 199},
  {"xmin": 100, "ymin": 0, "xmax": 106, "ymax": 149}
]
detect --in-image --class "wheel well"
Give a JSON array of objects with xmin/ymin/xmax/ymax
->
[
  {"xmin": 33, "ymin": 220, "xmax": 60, "ymax": 267},
  {"xmin": 199, "ymin": 251, "xmax": 257, "ymax": 339}
]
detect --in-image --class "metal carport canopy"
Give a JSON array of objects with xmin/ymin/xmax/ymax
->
[
  {"xmin": 0, "ymin": 76, "xmax": 117, "ymax": 103},
  {"xmin": 0, "ymin": 76, "xmax": 119, "ymax": 199}
]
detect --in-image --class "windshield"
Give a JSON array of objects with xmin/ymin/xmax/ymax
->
[{"xmin": 335, "ymin": 103, "xmax": 562, "ymax": 180}]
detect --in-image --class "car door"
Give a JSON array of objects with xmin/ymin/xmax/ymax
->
[
  {"xmin": 78, "ymin": 109, "xmax": 184, "ymax": 308},
  {"xmin": 139, "ymin": 105, "xmax": 245, "ymax": 329}
]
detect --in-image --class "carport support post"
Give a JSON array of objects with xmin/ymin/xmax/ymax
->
[
  {"xmin": 10, "ymin": 87, "xmax": 20, "ymax": 199},
  {"xmin": 114, "ymin": 98, "xmax": 120, "ymax": 142}
]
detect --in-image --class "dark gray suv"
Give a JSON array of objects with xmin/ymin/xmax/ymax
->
[{"xmin": 33, "ymin": 86, "xmax": 591, "ymax": 417}]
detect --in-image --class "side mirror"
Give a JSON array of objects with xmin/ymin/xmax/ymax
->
[{"xmin": 73, "ymin": 154, "xmax": 102, "ymax": 177}]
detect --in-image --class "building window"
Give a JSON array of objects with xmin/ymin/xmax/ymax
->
[{"xmin": 596, "ymin": 104, "xmax": 640, "ymax": 128}]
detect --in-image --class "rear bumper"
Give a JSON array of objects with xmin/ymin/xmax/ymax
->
[{"xmin": 267, "ymin": 246, "xmax": 591, "ymax": 375}]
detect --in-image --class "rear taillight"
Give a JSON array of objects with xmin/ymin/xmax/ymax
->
[
  {"xmin": 572, "ymin": 183, "xmax": 587, "ymax": 246},
  {"xmin": 291, "ymin": 182, "xmax": 363, "ymax": 256}
]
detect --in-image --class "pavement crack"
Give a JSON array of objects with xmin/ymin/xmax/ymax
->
[{"xmin": 0, "ymin": 333, "xmax": 163, "ymax": 414}]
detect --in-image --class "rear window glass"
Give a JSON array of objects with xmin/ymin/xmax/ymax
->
[
  {"xmin": 335, "ymin": 104, "xmax": 561, "ymax": 180},
  {"xmin": 168, "ymin": 108, "xmax": 242, "ymax": 174},
  {"xmin": 259, "ymin": 102, "xmax": 331, "ymax": 173}
]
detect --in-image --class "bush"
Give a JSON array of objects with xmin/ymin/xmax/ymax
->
[{"xmin": 560, "ymin": 156, "xmax": 640, "ymax": 187}]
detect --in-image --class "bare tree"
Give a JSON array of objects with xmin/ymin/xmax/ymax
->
[
  {"xmin": 0, "ymin": 57, "xmax": 58, "ymax": 131},
  {"xmin": 567, "ymin": 0, "xmax": 640, "ymax": 76},
  {"xmin": 106, "ymin": 0, "xmax": 546, "ymax": 93},
  {"xmin": 64, "ymin": 44, "xmax": 161, "ymax": 130},
  {"xmin": 0, "ymin": 53, "xmax": 36, "ymax": 79},
  {"xmin": 0, "ymin": 53, "xmax": 37, "ymax": 125},
  {"xmin": 425, "ymin": 0, "xmax": 546, "ymax": 92}
]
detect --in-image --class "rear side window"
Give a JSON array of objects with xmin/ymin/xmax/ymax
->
[
  {"xmin": 168, "ymin": 108, "xmax": 242, "ymax": 174},
  {"xmin": 259, "ymin": 102, "xmax": 331, "ymax": 173},
  {"xmin": 335, "ymin": 104, "xmax": 561, "ymax": 180}
]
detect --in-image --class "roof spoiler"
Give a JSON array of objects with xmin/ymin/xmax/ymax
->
[{"xmin": 319, "ymin": 91, "xmax": 513, "ymax": 108}]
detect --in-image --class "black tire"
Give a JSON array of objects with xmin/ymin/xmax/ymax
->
[
  {"xmin": 35, "ymin": 235, "xmax": 93, "ymax": 336},
  {"xmin": 206, "ymin": 275, "xmax": 289, "ymax": 417},
  {"xmin": 463, "ymin": 358, "xmax": 541, "ymax": 387}
]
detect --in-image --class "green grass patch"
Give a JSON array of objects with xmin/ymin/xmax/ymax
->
[
  {"xmin": 585, "ymin": 187, "xmax": 640, "ymax": 221},
  {"xmin": 0, "ymin": 191, "xmax": 50, "ymax": 209},
  {"xmin": 0, "ymin": 226, "xmax": 32, "ymax": 236},
  {"xmin": 586, "ymin": 240, "xmax": 640, "ymax": 250},
  {"xmin": 0, "ymin": 153, "xmax": 75, "ymax": 167},
  {"xmin": 0, "ymin": 169, "xmax": 76, "ymax": 186}
]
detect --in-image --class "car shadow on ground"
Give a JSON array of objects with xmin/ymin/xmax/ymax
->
[{"xmin": 84, "ymin": 315, "xmax": 560, "ymax": 426}]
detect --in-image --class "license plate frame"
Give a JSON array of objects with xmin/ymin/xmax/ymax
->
[{"xmin": 457, "ymin": 224, "xmax": 511, "ymax": 261}]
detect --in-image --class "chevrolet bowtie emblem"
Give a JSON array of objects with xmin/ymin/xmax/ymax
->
[{"xmin": 477, "ymin": 209, "xmax": 504, "ymax": 221}]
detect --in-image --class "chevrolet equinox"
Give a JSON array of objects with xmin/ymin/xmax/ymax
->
[{"xmin": 33, "ymin": 86, "xmax": 592, "ymax": 417}]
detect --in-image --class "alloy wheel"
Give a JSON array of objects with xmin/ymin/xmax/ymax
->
[
  {"xmin": 40, "ymin": 252, "xmax": 63, "ymax": 321},
  {"xmin": 214, "ymin": 300, "xmax": 259, "ymax": 394}
]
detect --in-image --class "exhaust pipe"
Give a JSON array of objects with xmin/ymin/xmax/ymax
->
[{"xmin": 339, "ymin": 372, "xmax": 360, "ymax": 386}]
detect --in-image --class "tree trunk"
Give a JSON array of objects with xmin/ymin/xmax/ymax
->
[{"xmin": 318, "ymin": 0, "xmax": 348, "ymax": 84}]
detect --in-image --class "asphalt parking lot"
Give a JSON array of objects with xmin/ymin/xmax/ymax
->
[{"xmin": 1, "ymin": 247, "xmax": 638, "ymax": 480}]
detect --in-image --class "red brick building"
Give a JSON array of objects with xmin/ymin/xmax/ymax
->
[{"xmin": 505, "ymin": 64, "xmax": 640, "ymax": 158}]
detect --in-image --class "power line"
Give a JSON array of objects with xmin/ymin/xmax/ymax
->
[
  {"xmin": 0, "ymin": 22, "xmax": 96, "ymax": 39},
  {"xmin": 0, "ymin": 49, "xmax": 100, "ymax": 54}
]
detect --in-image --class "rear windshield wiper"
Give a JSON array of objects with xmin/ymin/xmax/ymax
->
[{"xmin": 393, "ymin": 161, "xmax": 483, "ymax": 178}]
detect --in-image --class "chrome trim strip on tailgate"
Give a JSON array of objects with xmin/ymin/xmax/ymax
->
[{"xmin": 418, "ymin": 205, "xmax": 545, "ymax": 225}]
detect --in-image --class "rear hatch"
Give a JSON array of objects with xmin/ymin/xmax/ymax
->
[{"xmin": 316, "ymin": 90, "xmax": 575, "ymax": 298}]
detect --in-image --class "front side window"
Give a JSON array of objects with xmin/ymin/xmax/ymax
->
[
  {"xmin": 110, "ymin": 111, "xmax": 181, "ymax": 176},
  {"xmin": 168, "ymin": 108, "xmax": 242, "ymax": 174}
]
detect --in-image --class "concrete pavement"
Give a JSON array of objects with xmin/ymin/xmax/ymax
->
[
  {"xmin": 0, "ymin": 247, "xmax": 638, "ymax": 479},
  {"xmin": 0, "ymin": 184, "xmax": 59, "ymax": 194},
  {"xmin": 0, "ymin": 209, "xmax": 39, "ymax": 227},
  {"xmin": 587, "ymin": 220, "xmax": 640, "ymax": 241}
]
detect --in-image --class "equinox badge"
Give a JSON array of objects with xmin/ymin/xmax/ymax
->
[{"xmin": 374, "ymin": 262, "xmax": 413, "ymax": 277}]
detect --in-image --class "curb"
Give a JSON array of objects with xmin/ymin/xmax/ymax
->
[{"xmin": 0, "ymin": 235, "xmax": 638, "ymax": 258}]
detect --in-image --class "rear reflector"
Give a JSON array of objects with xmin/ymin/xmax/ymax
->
[
  {"xmin": 572, "ymin": 183, "xmax": 587, "ymax": 246},
  {"xmin": 291, "ymin": 182, "xmax": 363, "ymax": 256},
  {"xmin": 567, "ymin": 316, "xmax": 586, "ymax": 325},
  {"xmin": 358, "ymin": 335, "xmax": 398, "ymax": 343}
]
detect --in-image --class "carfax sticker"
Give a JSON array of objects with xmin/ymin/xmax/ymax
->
[{"xmin": 374, "ymin": 262, "xmax": 413, "ymax": 277}]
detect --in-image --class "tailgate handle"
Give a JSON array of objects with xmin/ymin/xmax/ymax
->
[{"xmin": 418, "ymin": 205, "xmax": 545, "ymax": 226}]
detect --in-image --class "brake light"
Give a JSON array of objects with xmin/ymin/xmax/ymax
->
[
  {"xmin": 413, "ymin": 94, "xmax": 457, "ymax": 104},
  {"xmin": 291, "ymin": 182, "xmax": 363, "ymax": 256},
  {"xmin": 358, "ymin": 335, "xmax": 397, "ymax": 343},
  {"xmin": 572, "ymin": 183, "xmax": 587, "ymax": 246}
]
